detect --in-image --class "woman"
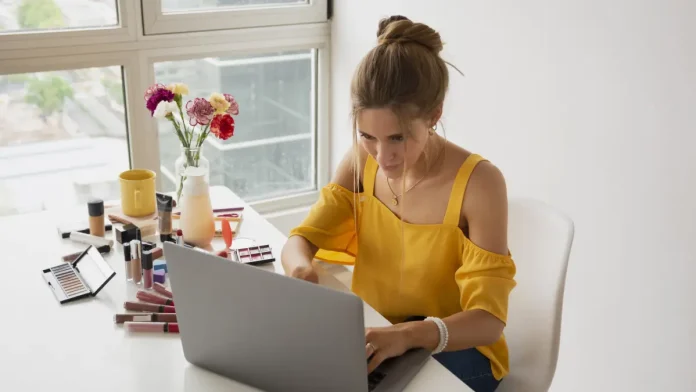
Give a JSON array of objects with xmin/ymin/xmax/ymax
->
[{"xmin": 281, "ymin": 15, "xmax": 516, "ymax": 392}]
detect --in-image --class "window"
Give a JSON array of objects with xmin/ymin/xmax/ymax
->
[
  {"xmin": 161, "ymin": 0, "xmax": 307, "ymax": 12},
  {"xmin": 154, "ymin": 49, "xmax": 316, "ymax": 202},
  {"xmin": 0, "ymin": 0, "xmax": 330, "ymax": 217},
  {"xmin": 0, "ymin": 66, "xmax": 127, "ymax": 215},
  {"xmin": 142, "ymin": 0, "xmax": 327, "ymax": 35},
  {"xmin": 0, "ymin": 0, "xmax": 119, "ymax": 33}
]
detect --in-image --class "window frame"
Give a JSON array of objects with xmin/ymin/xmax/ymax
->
[
  {"xmin": 141, "ymin": 0, "xmax": 328, "ymax": 36},
  {"xmin": 0, "ymin": 0, "xmax": 137, "ymax": 51},
  {"xmin": 0, "ymin": 0, "xmax": 331, "ymax": 215}
]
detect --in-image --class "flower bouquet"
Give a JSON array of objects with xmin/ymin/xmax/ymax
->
[{"xmin": 144, "ymin": 83, "xmax": 238, "ymax": 202}]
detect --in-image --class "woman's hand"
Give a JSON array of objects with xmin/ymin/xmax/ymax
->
[
  {"xmin": 290, "ymin": 264, "xmax": 319, "ymax": 284},
  {"xmin": 365, "ymin": 325, "xmax": 413, "ymax": 373}
]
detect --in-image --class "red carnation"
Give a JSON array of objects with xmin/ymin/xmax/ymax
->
[{"xmin": 210, "ymin": 113, "xmax": 235, "ymax": 140}]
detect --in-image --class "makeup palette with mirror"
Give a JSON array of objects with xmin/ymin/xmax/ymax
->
[{"xmin": 42, "ymin": 245, "xmax": 116, "ymax": 304}]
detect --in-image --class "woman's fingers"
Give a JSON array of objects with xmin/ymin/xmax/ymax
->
[
  {"xmin": 365, "ymin": 342, "xmax": 376, "ymax": 359},
  {"xmin": 367, "ymin": 351, "xmax": 386, "ymax": 374}
]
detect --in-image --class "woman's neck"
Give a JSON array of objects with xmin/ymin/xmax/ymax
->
[{"xmin": 394, "ymin": 133, "xmax": 445, "ymax": 183}]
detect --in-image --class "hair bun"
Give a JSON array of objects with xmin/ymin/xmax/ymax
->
[{"xmin": 376, "ymin": 15, "xmax": 443, "ymax": 54}]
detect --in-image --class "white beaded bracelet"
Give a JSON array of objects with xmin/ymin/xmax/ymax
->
[{"xmin": 425, "ymin": 316, "xmax": 449, "ymax": 354}]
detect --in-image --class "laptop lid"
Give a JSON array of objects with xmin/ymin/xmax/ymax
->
[{"xmin": 164, "ymin": 243, "xmax": 369, "ymax": 392}]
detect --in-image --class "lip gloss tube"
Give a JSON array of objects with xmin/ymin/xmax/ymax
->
[
  {"xmin": 131, "ymin": 240, "xmax": 142, "ymax": 285},
  {"xmin": 142, "ymin": 250, "xmax": 153, "ymax": 289},
  {"xmin": 153, "ymin": 283, "xmax": 173, "ymax": 298},
  {"xmin": 123, "ymin": 242, "xmax": 132, "ymax": 281},
  {"xmin": 136, "ymin": 290, "xmax": 174, "ymax": 306},
  {"xmin": 125, "ymin": 322, "xmax": 179, "ymax": 333},
  {"xmin": 114, "ymin": 313, "xmax": 177, "ymax": 324},
  {"xmin": 124, "ymin": 301, "xmax": 175, "ymax": 313}
]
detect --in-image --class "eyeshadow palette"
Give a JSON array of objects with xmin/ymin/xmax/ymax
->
[
  {"xmin": 42, "ymin": 246, "xmax": 116, "ymax": 304},
  {"xmin": 228, "ymin": 245, "xmax": 275, "ymax": 266}
]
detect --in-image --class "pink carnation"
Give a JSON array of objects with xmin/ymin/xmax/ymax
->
[
  {"xmin": 144, "ymin": 83, "xmax": 167, "ymax": 101},
  {"xmin": 223, "ymin": 94, "xmax": 239, "ymax": 115},
  {"xmin": 185, "ymin": 98, "xmax": 215, "ymax": 126}
]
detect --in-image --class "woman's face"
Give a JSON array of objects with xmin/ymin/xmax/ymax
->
[{"xmin": 357, "ymin": 108, "xmax": 431, "ymax": 179}]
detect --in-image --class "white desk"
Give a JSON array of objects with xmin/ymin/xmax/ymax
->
[{"xmin": 0, "ymin": 186, "xmax": 469, "ymax": 391}]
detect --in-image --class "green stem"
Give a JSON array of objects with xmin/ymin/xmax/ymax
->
[
  {"xmin": 168, "ymin": 116, "xmax": 187, "ymax": 148},
  {"xmin": 176, "ymin": 99, "xmax": 191, "ymax": 145}
]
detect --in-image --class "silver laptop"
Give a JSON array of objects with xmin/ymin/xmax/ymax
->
[{"xmin": 164, "ymin": 242, "xmax": 430, "ymax": 392}]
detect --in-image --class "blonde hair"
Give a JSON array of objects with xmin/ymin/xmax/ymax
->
[{"xmin": 349, "ymin": 16, "xmax": 457, "ymax": 278}]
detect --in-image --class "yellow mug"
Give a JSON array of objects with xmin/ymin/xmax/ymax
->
[{"xmin": 119, "ymin": 169, "xmax": 156, "ymax": 217}]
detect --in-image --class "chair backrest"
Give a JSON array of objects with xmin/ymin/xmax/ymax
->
[{"xmin": 496, "ymin": 198, "xmax": 575, "ymax": 392}]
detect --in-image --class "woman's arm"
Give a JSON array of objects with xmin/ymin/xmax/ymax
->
[
  {"xmin": 281, "ymin": 146, "xmax": 366, "ymax": 281},
  {"xmin": 407, "ymin": 160, "xmax": 510, "ymax": 351},
  {"xmin": 281, "ymin": 236, "xmax": 320, "ymax": 282}
]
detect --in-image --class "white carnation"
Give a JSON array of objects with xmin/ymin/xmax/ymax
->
[{"xmin": 153, "ymin": 100, "xmax": 179, "ymax": 119}]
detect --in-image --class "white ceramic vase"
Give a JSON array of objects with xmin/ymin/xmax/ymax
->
[{"xmin": 177, "ymin": 166, "xmax": 215, "ymax": 248}]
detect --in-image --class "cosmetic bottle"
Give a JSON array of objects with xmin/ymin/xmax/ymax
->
[
  {"xmin": 142, "ymin": 250, "xmax": 153, "ymax": 289},
  {"xmin": 178, "ymin": 167, "xmax": 215, "ymax": 248},
  {"xmin": 123, "ymin": 242, "xmax": 132, "ymax": 281},
  {"xmin": 70, "ymin": 231, "xmax": 113, "ymax": 248},
  {"xmin": 130, "ymin": 240, "xmax": 142, "ymax": 285},
  {"xmin": 88, "ymin": 198, "xmax": 105, "ymax": 237},
  {"xmin": 157, "ymin": 194, "xmax": 174, "ymax": 243}
]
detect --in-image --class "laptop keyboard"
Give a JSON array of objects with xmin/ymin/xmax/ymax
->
[{"xmin": 368, "ymin": 370, "xmax": 387, "ymax": 391}]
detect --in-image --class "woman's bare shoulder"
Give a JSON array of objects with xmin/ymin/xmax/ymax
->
[
  {"xmin": 331, "ymin": 144, "xmax": 369, "ymax": 191},
  {"xmin": 441, "ymin": 141, "xmax": 505, "ymax": 192},
  {"xmin": 459, "ymin": 151, "xmax": 509, "ymax": 254}
]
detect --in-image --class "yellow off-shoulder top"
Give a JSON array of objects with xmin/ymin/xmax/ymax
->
[{"xmin": 289, "ymin": 153, "xmax": 517, "ymax": 380}]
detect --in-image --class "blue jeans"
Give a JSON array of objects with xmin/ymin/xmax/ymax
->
[
  {"xmin": 402, "ymin": 316, "xmax": 500, "ymax": 391},
  {"xmin": 434, "ymin": 348, "xmax": 500, "ymax": 392}
]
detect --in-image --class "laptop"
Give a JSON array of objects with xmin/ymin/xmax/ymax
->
[{"xmin": 164, "ymin": 242, "xmax": 431, "ymax": 392}]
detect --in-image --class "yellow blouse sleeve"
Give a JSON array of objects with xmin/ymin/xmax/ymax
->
[
  {"xmin": 288, "ymin": 183, "xmax": 358, "ymax": 265},
  {"xmin": 455, "ymin": 241, "xmax": 517, "ymax": 324}
]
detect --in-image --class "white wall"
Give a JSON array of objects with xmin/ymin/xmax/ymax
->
[
  {"xmin": 330, "ymin": 1, "xmax": 696, "ymax": 391},
  {"xmin": 265, "ymin": 206, "xmax": 310, "ymax": 236}
]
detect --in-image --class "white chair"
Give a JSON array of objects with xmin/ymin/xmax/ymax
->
[{"xmin": 496, "ymin": 198, "xmax": 575, "ymax": 392}]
